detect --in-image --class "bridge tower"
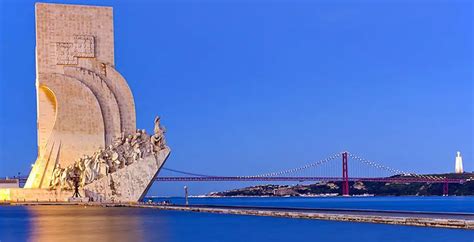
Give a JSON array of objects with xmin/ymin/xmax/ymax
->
[
  {"xmin": 342, "ymin": 151, "xmax": 349, "ymax": 196},
  {"xmin": 443, "ymin": 180, "xmax": 449, "ymax": 196}
]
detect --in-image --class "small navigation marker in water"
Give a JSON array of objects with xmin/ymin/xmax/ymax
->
[
  {"xmin": 184, "ymin": 186, "xmax": 189, "ymax": 206},
  {"xmin": 455, "ymin": 151, "xmax": 464, "ymax": 174}
]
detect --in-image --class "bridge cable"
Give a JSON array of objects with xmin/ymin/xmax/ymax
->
[
  {"xmin": 161, "ymin": 167, "xmax": 214, "ymax": 177},
  {"xmin": 247, "ymin": 152, "xmax": 342, "ymax": 178}
]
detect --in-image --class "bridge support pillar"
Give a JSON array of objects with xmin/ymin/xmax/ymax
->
[
  {"xmin": 443, "ymin": 180, "xmax": 449, "ymax": 196},
  {"xmin": 342, "ymin": 152, "xmax": 349, "ymax": 196}
]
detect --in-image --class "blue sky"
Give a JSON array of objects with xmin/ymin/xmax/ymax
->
[{"xmin": 0, "ymin": 0, "xmax": 472, "ymax": 196}]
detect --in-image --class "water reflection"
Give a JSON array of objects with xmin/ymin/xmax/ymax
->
[
  {"xmin": 27, "ymin": 206, "xmax": 169, "ymax": 242},
  {"xmin": 1, "ymin": 201, "xmax": 472, "ymax": 242}
]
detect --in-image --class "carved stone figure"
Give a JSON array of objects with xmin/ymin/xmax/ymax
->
[
  {"xmin": 151, "ymin": 116, "xmax": 166, "ymax": 152},
  {"xmin": 50, "ymin": 164, "xmax": 62, "ymax": 188},
  {"xmin": 83, "ymin": 156, "xmax": 94, "ymax": 184}
]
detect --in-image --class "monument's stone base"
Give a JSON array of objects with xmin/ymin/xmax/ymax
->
[
  {"xmin": 0, "ymin": 147, "xmax": 170, "ymax": 203},
  {"xmin": 68, "ymin": 197, "xmax": 90, "ymax": 203},
  {"xmin": 84, "ymin": 147, "xmax": 170, "ymax": 203},
  {"xmin": 0, "ymin": 188, "xmax": 73, "ymax": 202}
]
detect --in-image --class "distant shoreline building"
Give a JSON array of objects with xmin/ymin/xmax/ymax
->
[{"xmin": 455, "ymin": 151, "xmax": 463, "ymax": 173}]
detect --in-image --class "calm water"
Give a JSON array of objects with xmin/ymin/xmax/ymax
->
[
  {"xmin": 152, "ymin": 196, "xmax": 474, "ymax": 213},
  {"xmin": 0, "ymin": 197, "xmax": 473, "ymax": 242}
]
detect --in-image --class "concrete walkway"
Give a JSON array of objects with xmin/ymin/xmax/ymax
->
[{"xmin": 124, "ymin": 204, "xmax": 474, "ymax": 229}]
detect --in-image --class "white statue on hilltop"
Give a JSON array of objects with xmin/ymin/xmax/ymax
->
[{"xmin": 455, "ymin": 151, "xmax": 464, "ymax": 174}]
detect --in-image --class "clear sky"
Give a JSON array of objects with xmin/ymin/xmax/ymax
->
[{"xmin": 0, "ymin": 0, "xmax": 472, "ymax": 196}]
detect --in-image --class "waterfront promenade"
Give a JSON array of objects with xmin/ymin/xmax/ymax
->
[{"xmin": 2, "ymin": 201, "xmax": 473, "ymax": 230}]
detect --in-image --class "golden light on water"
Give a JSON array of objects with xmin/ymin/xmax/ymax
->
[{"xmin": 26, "ymin": 206, "xmax": 170, "ymax": 242}]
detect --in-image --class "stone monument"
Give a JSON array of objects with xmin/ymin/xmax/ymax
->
[
  {"xmin": 0, "ymin": 3, "xmax": 170, "ymax": 202},
  {"xmin": 455, "ymin": 151, "xmax": 464, "ymax": 174}
]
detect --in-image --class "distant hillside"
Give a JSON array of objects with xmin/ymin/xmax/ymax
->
[{"xmin": 208, "ymin": 173, "xmax": 474, "ymax": 197}]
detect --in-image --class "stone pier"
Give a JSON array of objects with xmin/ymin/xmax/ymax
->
[{"xmin": 131, "ymin": 204, "xmax": 474, "ymax": 230}]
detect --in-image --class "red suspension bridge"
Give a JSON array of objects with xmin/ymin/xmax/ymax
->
[
  {"xmin": 6, "ymin": 151, "xmax": 466, "ymax": 196},
  {"xmin": 156, "ymin": 151, "xmax": 466, "ymax": 196}
]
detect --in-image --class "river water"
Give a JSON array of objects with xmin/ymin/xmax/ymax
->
[
  {"xmin": 0, "ymin": 197, "xmax": 473, "ymax": 242},
  {"xmin": 152, "ymin": 196, "xmax": 474, "ymax": 213}
]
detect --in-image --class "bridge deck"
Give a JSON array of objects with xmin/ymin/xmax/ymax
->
[{"xmin": 154, "ymin": 176, "xmax": 465, "ymax": 183}]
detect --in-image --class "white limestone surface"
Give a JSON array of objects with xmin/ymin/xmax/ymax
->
[
  {"xmin": 0, "ymin": 188, "xmax": 73, "ymax": 202},
  {"xmin": 84, "ymin": 147, "xmax": 170, "ymax": 202}
]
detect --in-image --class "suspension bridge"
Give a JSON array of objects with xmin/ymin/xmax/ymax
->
[
  {"xmin": 156, "ymin": 151, "xmax": 466, "ymax": 196},
  {"xmin": 5, "ymin": 151, "xmax": 467, "ymax": 196}
]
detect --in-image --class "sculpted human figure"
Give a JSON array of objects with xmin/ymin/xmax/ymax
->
[
  {"xmin": 151, "ymin": 116, "xmax": 166, "ymax": 152},
  {"xmin": 136, "ymin": 129, "xmax": 149, "ymax": 158},
  {"xmin": 130, "ymin": 131, "xmax": 141, "ymax": 162},
  {"xmin": 150, "ymin": 135, "xmax": 161, "ymax": 154},
  {"xmin": 140, "ymin": 129, "xmax": 148, "ymax": 142},
  {"xmin": 50, "ymin": 163, "xmax": 62, "ymax": 188},
  {"xmin": 73, "ymin": 159, "xmax": 84, "ymax": 186},
  {"xmin": 104, "ymin": 145, "xmax": 115, "ymax": 173},
  {"xmin": 98, "ymin": 160, "xmax": 109, "ymax": 177},
  {"xmin": 83, "ymin": 155, "xmax": 94, "ymax": 184},
  {"xmin": 60, "ymin": 167, "xmax": 73, "ymax": 190},
  {"xmin": 96, "ymin": 148, "xmax": 109, "ymax": 176},
  {"xmin": 131, "ymin": 143, "xmax": 141, "ymax": 162},
  {"xmin": 59, "ymin": 168, "xmax": 66, "ymax": 189},
  {"xmin": 122, "ymin": 137, "xmax": 132, "ymax": 166},
  {"xmin": 132, "ymin": 129, "xmax": 140, "ymax": 145},
  {"xmin": 66, "ymin": 167, "xmax": 76, "ymax": 189},
  {"xmin": 154, "ymin": 116, "xmax": 164, "ymax": 135},
  {"xmin": 144, "ymin": 141, "xmax": 154, "ymax": 157},
  {"xmin": 90, "ymin": 154, "xmax": 100, "ymax": 180},
  {"xmin": 108, "ymin": 147, "xmax": 121, "ymax": 171}
]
